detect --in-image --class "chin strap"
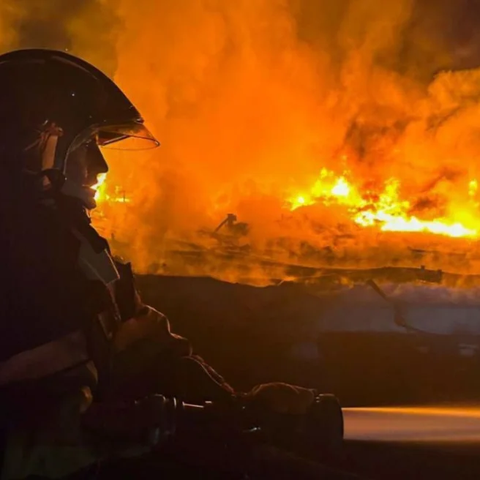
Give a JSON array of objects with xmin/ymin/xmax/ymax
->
[{"xmin": 70, "ymin": 217, "xmax": 122, "ymax": 396}]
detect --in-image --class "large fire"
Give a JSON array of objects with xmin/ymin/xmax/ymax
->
[
  {"xmin": 4, "ymin": 0, "xmax": 480, "ymax": 282},
  {"xmin": 82, "ymin": 0, "xmax": 480, "ymax": 282},
  {"xmin": 286, "ymin": 168, "xmax": 477, "ymax": 238},
  {"xmin": 94, "ymin": 164, "xmax": 479, "ymax": 242}
]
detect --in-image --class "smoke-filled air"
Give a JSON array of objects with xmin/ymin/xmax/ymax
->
[{"xmin": 5, "ymin": 0, "xmax": 480, "ymax": 283}]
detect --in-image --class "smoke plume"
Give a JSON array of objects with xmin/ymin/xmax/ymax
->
[{"xmin": 0, "ymin": 0, "xmax": 120, "ymax": 75}]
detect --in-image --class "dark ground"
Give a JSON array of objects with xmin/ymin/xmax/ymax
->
[{"xmin": 136, "ymin": 274, "xmax": 480, "ymax": 405}]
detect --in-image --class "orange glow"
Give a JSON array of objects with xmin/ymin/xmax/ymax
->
[
  {"xmin": 93, "ymin": 173, "xmax": 107, "ymax": 202},
  {"xmin": 93, "ymin": 173, "xmax": 131, "ymax": 204},
  {"xmin": 469, "ymin": 180, "xmax": 478, "ymax": 198},
  {"xmin": 331, "ymin": 177, "xmax": 351, "ymax": 198},
  {"xmin": 286, "ymin": 172, "xmax": 478, "ymax": 238},
  {"xmin": 84, "ymin": 1, "xmax": 480, "ymax": 280}
]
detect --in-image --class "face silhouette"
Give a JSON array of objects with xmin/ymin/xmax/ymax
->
[{"xmin": 65, "ymin": 140, "xmax": 108, "ymax": 189}]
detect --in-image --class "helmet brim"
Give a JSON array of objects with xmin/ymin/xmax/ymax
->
[
  {"xmin": 97, "ymin": 122, "xmax": 160, "ymax": 150},
  {"xmin": 69, "ymin": 121, "xmax": 160, "ymax": 155}
]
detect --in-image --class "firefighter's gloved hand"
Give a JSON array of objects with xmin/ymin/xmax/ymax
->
[
  {"xmin": 245, "ymin": 382, "xmax": 316, "ymax": 415},
  {"xmin": 113, "ymin": 305, "xmax": 192, "ymax": 357}
]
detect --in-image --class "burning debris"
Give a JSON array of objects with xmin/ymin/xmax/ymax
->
[
  {"xmin": 92, "ymin": 180, "xmax": 480, "ymax": 285},
  {"xmin": 213, "ymin": 213, "xmax": 249, "ymax": 237},
  {"xmin": 287, "ymin": 169, "xmax": 477, "ymax": 238}
]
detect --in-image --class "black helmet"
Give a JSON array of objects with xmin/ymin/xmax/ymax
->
[{"xmin": 0, "ymin": 48, "xmax": 159, "ymax": 208}]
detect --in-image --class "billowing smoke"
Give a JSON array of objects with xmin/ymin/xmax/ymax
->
[
  {"xmin": 0, "ymin": 0, "xmax": 120, "ymax": 75},
  {"xmin": 3, "ymin": 1, "xmax": 480, "ymax": 282},
  {"xmin": 94, "ymin": 0, "xmax": 480, "ymax": 280}
]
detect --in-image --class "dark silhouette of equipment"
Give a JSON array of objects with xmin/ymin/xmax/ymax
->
[
  {"xmin": 82, "ymin": 393, "xmax": 345, "ymax": 478},
  {"xmin": 366, "ymin": 278, "xmax": 440, "ymax": 335},
  {"xmin": 214, "ymin": 213, "xmax": 249, "ymax": 237}
]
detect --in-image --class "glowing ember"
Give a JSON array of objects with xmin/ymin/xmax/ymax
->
[{"xmin": 287, "ymin": 170, "xmax": 478, "ymax": 239}]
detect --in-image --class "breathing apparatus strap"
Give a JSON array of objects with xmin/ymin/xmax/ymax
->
[{"xmin": 71, "ymin": 225, "xmax": 122, "ymax": 398}]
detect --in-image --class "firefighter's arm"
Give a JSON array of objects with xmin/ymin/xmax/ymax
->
[
  {"xmin": 111, "ymin": 259, "xmax": 314, "ymax": 415},
  {"xmin": 113, "ymin": 304, "xmax": 192, "ymax": 357},
  {"xmin": 112, "ymin": 260, "xmax": 191, "ymax": 357},
  {"xmin": 243, "ymin": 383, "xmax": 316, "ymax": 415}
]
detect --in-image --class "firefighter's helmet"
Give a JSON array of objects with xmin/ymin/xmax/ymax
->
[{"xmin": 0, "ymin": 49, "xmax": 159, "ymax": 209}]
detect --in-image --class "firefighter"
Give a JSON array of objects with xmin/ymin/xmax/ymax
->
[{"xmin": 0, "ymin": 49, "xmax": 317, "ymax": 480}]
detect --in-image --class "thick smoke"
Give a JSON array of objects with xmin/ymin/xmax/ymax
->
[
  {"xmin": 3, "ymin": 1, "xmax": 480, "ymax": 282},
  {"xmin": 0, "ymin": 0, "xmax": 120, "ymax": 75},
  {"xmin": 94, "ymin": 0, "xmax": 480, "ymax": 280}
]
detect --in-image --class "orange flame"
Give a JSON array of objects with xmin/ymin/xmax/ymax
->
[
  {"xmin": 287, "ymin": 171, "xmax": 478, "ymax": 238},
  {"xmin": 83, "ymin": 0, "xmax": 480, "ymax": 281},
  {"xmin": 93, "ymin": 173, "xmax": 107, "ymax": 202},
  {"xmin": 93, "ymin": 173, "xmax": 131, "ymax": 204}
]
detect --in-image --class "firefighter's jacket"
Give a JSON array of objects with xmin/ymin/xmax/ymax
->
[{"xmin": 0, "ymin": 198, "xmax": 189, "ymax": 479}]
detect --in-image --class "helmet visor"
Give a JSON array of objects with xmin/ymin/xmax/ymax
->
[
  {"xmin": 69, "ymin": 121, "xmax": 160, "ymax": 155},
  {"xmin": 97, "ymin": 122, "xmax": 160, "ymax": 150}
]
